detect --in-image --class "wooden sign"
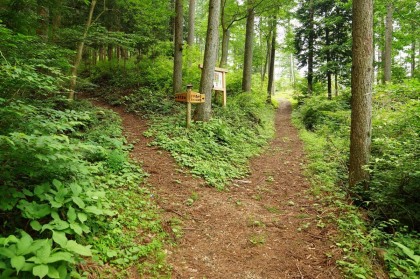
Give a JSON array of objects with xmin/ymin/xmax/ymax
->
[
  {"xmin": 175, "ymin": 91, "xmax": 205, "ymax": 103},
  {"xmin": 199, "ymin": 64, "xmax": 228, "ymax": 106},
  {"xmin": 175, "ymin": 85, "xmax": 205, "ymax": 128}
]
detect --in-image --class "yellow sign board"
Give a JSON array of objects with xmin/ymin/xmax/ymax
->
[{"xmin": 175, "ymin": 91, "xmax": 205, "ymax": 103}]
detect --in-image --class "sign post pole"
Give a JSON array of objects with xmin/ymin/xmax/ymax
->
[
  {"xmin": 186, "ymin": 85, "xmax": 192, "ymax": 128},
  {"xmin": 175, "ymin": 85, "xmax": 205, "ymax": 128}
]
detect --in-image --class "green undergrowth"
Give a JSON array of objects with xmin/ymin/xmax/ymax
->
[
  {"xmin": 0, "ymin": 98, "xmax": 168, "ymax": 278},
  {"xmin": 293, "ymin": 80, "xmax": 420, "ymax": 278},
  {"xmin": 144, "ymin": 92, "xmax": 275, "ymax": 189}
]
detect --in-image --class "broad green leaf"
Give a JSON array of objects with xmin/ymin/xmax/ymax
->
[
  {"xmin": 70, "ymin": 183, "xmax": 82, "ymax": 196},
  {"xmin": 47, "ymin": 265, "xmax": 60, "ymax": 278},
  {"xmin": 30, "ymin": 220, "xmax": 42, "ymax": 231},
  {"xmin": 21, "ymin": 262, "xmax": 35, "ymax": 272},
  {"xmin": 34, "ymin": 184, "xmax": 50, "ymax": 197},
  {"xmin": 22, "ymin": 189, "xmax": 33, "ymax": 197},
  {"xmin": 77, "ymin": 212, "xmax": 87, "ymax": 223},
  {"xmin": 0, "ymin": 261, "xmax": 6, "ymax": 269},
  {"xmin": 52, "ymin": 179, "xmax": 63, "ymax": 190},
  {"xmin": 52, "ymin": 231, "xmax": 67, "ymax": 248},
  {"xmin": 392, "ymin": 241, "xmax": 419, "ymax": 263},
  {"xmin": 69, "ymin": 222, "xmax": 83, "ymax": 236},
  {"xmin": 58, "ymin": 264, "xmax": 67, "ymax": 278},
  {"xmin": 84, "ymin": 206, "xmax": 103, "ymax": 215},
  {"xmin": 10, "ymin": 256, "xmax": 25, "ymax": 273},
  {"xmin": 80, "ymin": 224, "xmax": 91, "ymax": 234},
  {"xmin": 45, "ymin": 220, "xmax": 69, "ymax": 231},
  {"xmin": 87, "ymin": 191, "xmax": 105, "ymax": 200},
  {"xmin": 72, "ymin": 197, "xmax": 85, "ymax": 209},
  {"xmin": 65, "ymin": 241, "xmax": 92, "ymax": 256},
  {"xmin": 67, "ymin": 206, "xmax": 77, "ymax": 222},
  {"xmin": 1, "ymin": 235, "xmax": 18, "ymax": 245},
  {"xmin": 35, "ymin": 241, "xmax": 51, "ymax": 263},
  {"xmin": 46, "ymin": 252, "xmax": 73, "ymax": 263},
  {"xmin": 0, "ymin": 247, "xmax": 15, "ymax": 258},
  {"xmin": 33, "ymin": 264, "xmax": 49, "ymax": 278},
  {"xmin": 18, "ymin": 201, "xmax": 51, "ymax": 219},
  {"xmin": 51, "ymin": 211, "xmax": 60, "ymax": 221},
  {"xmin": 49, "ymin": 200, "xmax": 63, "ymax": 209},
  {"xmin": 26, "ymin": 239, "xmax": 48, "ymax": 255},
  {"xmin": 16, "ymin": 232, "xmax": 33, "ymax": 255}
]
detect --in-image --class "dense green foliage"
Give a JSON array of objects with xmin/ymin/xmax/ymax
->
[
  {"xmin": 0, "ymin": 99, "xmax": 169, "ymax": 278},
  {"xmin": 143, "ymin": 92, "xmax": 275, "ymax": 189},
  {"xmin": 0, "ymin": 24, "xmax": 71, "ymax": 97},
  {"xmin": 294, "ymin": 80, "xmax": 420, "ymax": 278}
]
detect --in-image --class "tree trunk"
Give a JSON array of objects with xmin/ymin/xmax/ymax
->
[
  {"xmin": 68, "ymin": 0, "xmax": 97, "ymax": 100},
  {"xmin": 411, "ymin": 34, "xmax": 416, "ymax": 78},
  {"xmin": 349, "ymin": 0, "xmax": 373, "ymax": 188},
  {"xmin": 219, "ymin": 28, "xmax": 230, "ymax": 68},
  {"xmin": 37, "ymin": 4, "xmax": 49, "ymax": 41},
  {"xmin": 334, "ymin": 73, "xmax": 338, "ymax": 96},
  {"xmin": 308, "ymin": 0, "xmax": 314, "ymax": 94},
  {"xmin": 92, "ymin": 49, "xmax": 97, "ymax": 65},
  {"xmin": 290, "ymin": 53, "xmax": 295, "ymax": 87},
  {"xmin": 195, "ymin": 0, "xmax": 221, "ymax": 121},
  {"xmin": 267, "ymin": 17, "xmax": 277, "ymax": 100},
  {"xmin": 51, "ymin": 0, "xmax": 62, "ymax": 42},
  {"xmin": 384, "ymin": 2, "xmax": 393, "ymax": 82},
  {"xmin": 262, "ymin": 30, "xmax": 271, "ymax": 83},
  {"xmin": 108, "ymin": 45, "xmax": 113, "ymax": 62},
  {"xmin": 326, "ymin": 28, "xmax": 332, "ymax": 99},
  {"xmin": 173, "ymin": 0, "xmax": 183, "ymax": 94},
  {"xmin": 187, "ymin": 0, "xmax": 196, "ymax": 46},
  {"xmin": 242, "ymin": 5, "xmax": 255, "ymax": 92}
]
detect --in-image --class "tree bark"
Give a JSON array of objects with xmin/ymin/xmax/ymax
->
[
  {"xmin": 68, "ymin": 0, "xmax": 97, "ymax": 100},
  {"xmin": 334, "ymin": 73, "xmax": 338, "ymax": 96},
  {"xmin": 411, "ymin": 34, "xmax": 416, "ymax": 78},
  {"xmin": 195, "ymin": 0, "xmax": 221, "ymax": 121},
  {"xmin": 220, "ymin": 28, "xmax": 230, "ymax": 68},
  {"xmin": 326, "ymin": 28, "xmax": 332, "ymax": 99},
  {"xmin": 291, "ymin": 53, "xmax": 295, "ymax": 88},
  {"xmin": 173, "ymin": 0, "xmax": 183, "ymax": 94},
  {"xmin": 187, "ymin": 0, "xmax": 196, "ymax": 46},
  {"xmin": 242, "ymin": 5, "xmax": 255, "ymax": 92},
  {"xmin": 262, "ymin": 29, "xmax": 271, "ymax": 83},
  {"xmin": 308, "ymin": 0, "xmax": 314, "ymax": 94},
  {"xmin": 384, "ymin": 2, "xmax": 393, "ymax": 82},
  {"xmin": 349, "ymin": 0, "xmax": 373, "ymax": 188},
  {"xmin": 267, "ymin": 17, "xmax": 277, "ymax": 100},
  {"xmin": 107, "ymin": 45, "xmax": 113, "ymax": 62},
  {"xmin": 37, "ymin": 4, "xmax": 49, "ymax": 41}
]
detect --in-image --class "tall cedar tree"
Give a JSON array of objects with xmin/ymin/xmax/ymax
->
[
  {"xmin": 349, "ymin": 0, "xmax": 373, "ymax": 187},
  {"xmin": 383, "ymin": 2, "xmax": 393, "ymax": 82},
  {"xmin": 173, "ymin": 0, "xmax": 183, "ymax": 94},
  {"xmin": 194, "ymin": 0, "xmax": 221, "ymax": 121},
  {"xmin": 242, "ymin": 2, "xmax": 255, "ymax": 92},
  {"xmin": 294, "ymin": 0, "xmax": 315, "ymax": 94}
]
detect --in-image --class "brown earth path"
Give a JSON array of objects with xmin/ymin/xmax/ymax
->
[{"xmin": 96, "ymin": 98, "xmax": 342, "ymax": 279}]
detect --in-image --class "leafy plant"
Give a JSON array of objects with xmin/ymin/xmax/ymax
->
[{"xmin": 144, "ymin": 91, "xmax": 275, "ymax": 189}]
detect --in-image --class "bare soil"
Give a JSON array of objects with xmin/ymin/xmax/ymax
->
[{"xmin": 96, "ymin": 98, "xmax": 342, "ymax": 279}]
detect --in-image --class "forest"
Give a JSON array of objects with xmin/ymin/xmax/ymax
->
[{"xmin": 0, "ymin": 0, "xmax": 419, "ymax": 278}]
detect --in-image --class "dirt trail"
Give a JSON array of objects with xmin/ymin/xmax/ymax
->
[{"xmin": 98, "ymin": 98, "xmax": 341, "ymax": 279}]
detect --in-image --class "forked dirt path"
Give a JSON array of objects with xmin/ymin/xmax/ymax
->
[{"xmin": 97, "ymin": 98, "xmax": 341, "ymax": 278}]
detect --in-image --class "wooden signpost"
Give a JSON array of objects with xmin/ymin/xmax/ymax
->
[
  {"xmin": 175, "ymin": 85, "xmax": 205, "ymax": 127},
  {"xmin": 199, "ymin": 64, "xmax": 228, "ymax": 106}
]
